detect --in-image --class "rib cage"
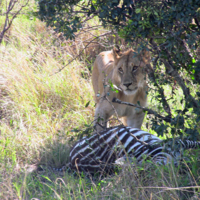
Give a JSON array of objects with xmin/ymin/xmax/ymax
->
[{"xmin": 69, "ymin": 126, "xmax": 200, "ymax": 173}]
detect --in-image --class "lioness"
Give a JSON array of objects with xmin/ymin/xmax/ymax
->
[{"xmin": 92, "ymin": 47, "xmax": 150, "ymax": 131}]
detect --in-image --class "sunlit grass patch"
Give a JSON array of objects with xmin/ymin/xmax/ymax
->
[{"xmin": 0, "ymin": 9, "xmax": 95, "ymax": 198}]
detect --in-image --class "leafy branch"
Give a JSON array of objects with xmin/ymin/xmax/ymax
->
[
  {"xmin": 0, "ymin": 0, "xmax": 29, "ymax": 44},
  {"xmin": 112, "ymin": 97, "xmax": 172, "ymax": 123}
]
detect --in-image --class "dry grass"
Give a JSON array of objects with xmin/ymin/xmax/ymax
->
[
  {"xmin": 0, "ymin": 1, "xmax": 200, "ymax": 199},
  {"xmin": 0, "ymin": 9, "xmax": 94, "ymax": 199}
]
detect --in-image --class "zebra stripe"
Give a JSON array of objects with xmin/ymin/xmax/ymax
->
[{"xmin": 69, "ymin": 126, "xmax": 200, "ymax": 173}]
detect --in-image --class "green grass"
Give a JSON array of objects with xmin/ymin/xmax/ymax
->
[{"xmin": 0, "ymin": 1, "xmax": 200, "ymax": 199}]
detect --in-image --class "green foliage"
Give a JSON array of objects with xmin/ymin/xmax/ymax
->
[
  {"xmin": 108, "ymin": 79, "xmax": 119, "ymax": 93},
  {"xmin": 37, "ymin": 0, "xmax": 200, "ymax": 139},
  {"xmin": 37, "ymin": 0, "xmax": 83, "ymax": 39}
]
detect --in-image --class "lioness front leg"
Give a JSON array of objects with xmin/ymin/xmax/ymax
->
[
  {"xmin": 126, "ymin": 110, "xmax": 145, "ymax": 129},
  {"xmin": 94, "ymin": 101, "xmax": 114, "ymax": 132}
]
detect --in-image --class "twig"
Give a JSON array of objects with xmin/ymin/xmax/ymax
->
[
  {"xmin": 50, "ymin": 31, "xmax": 112, "ymax": 76},
  {"xmin": 112, "ymin": 97, "xmax": 172, "ymax": 122},
  {"xmin": 0, "ymin": 0, "xmax": 29, "ymax": 44},
  {"xmin": 94, "ymin": 75, "xmax": 123, "ymax": 130},
  {"xmin": 128, "ymin": 133, "xmax": 149, "ymax": 146},
  {"xmin": 75, "ymin": 29, "xmax": 112, "ymax": 47},
  {"xmin": 105, "ymin": 96, "xmax": 120, "ymax": 121}
]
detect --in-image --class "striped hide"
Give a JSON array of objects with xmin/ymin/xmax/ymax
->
[{"xmin": 69, "ymin": 126, "xmax": 200, "ymax": 174}]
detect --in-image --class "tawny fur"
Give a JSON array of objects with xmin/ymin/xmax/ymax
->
[{"xmin": 92, "ymin": 48, "xmax": 151, "ymax": 131}]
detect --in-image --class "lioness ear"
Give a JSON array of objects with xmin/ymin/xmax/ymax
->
[
  {"xmin": 113, "ymin": 47, "xmax": 121, "ymax": 61},
  {"xmin": 140, "ymin": 49, "xmax": 151, "ymax": 64}
]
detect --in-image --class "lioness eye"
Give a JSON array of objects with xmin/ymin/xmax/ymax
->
[
  {"xmin": 132, "ymin": 66, "xmax": 138, "ymax": 71},
  {"xmin": 118, "ymin": 67, "xmax": 123, "ymax": 73}
]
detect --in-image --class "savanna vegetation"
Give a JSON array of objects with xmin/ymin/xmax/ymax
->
[{"xmin": 0, "ymin": 0, "xmax": 200, "ymax": 199}]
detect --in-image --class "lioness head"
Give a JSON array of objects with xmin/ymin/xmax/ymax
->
[{"xmin": 112, "ymin": 48, "xmax": 150, "ymax": 95}]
